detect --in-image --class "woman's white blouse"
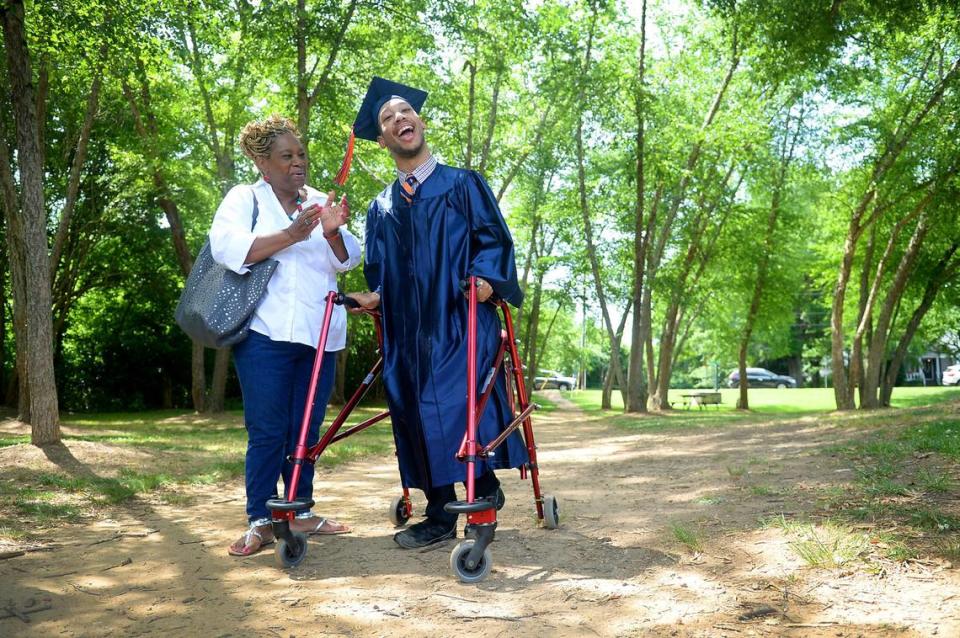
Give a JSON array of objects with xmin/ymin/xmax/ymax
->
[{"xmin": 208, "ymin": 179, "xmax": 361, "ymax": 351}]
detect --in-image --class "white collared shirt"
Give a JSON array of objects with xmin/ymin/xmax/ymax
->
[
  {"xmin": 208, "ymin": 179, "xmax": 361, "ymax": 350},
  {"xmin": 396, "ymin": 153, "xmax": 438, "ymax": 185}
]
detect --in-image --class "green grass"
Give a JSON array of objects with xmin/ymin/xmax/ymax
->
[
  {"xmin": 809, "ymin": 410, "xmax": 960, "ymax": 564},
  {"xmin": 917, "ymin": 468, "xmax": 953, "ymax": 493},
  {"xmin": 764, "ymin": 516, "xmax": 871, "ymax": 568},
  {"xmin": 668, "ymin": 521, "xmax": 704, "ymax": 552},
  {"xmin": 567, "ymin": 386, "xmax": 960, "ymax": 416},
  {"xmin": 790, "ymin": 524, "xmax": 871, "ymax": 568},
  {"xmin": 749, "ymin": 485, "xmax": 784, "ymax": 497},
  {"xmin": 54, "ymin": 406, "xmax": 398, "ymax": 465},
  {"xmin": 0, "ymin": 403, "xmax": 400, "ymax": 538},
  {"xmin": 0, "ymin": 435, "xmax": 29, "ymax": 448}
]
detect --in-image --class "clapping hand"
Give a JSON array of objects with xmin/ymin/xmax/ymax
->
[{"xmin": 319, "ymin": 191, "xmax": 349, "ymax": 238}]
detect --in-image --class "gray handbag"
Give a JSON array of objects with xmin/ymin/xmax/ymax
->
[{"xmin": 174, "ymin": 191, "xmax": 278, "ymax": 348}]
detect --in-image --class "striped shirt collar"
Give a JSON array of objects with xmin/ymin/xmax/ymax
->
[{"xmin": 396, "ymin": 154, "xmax": 437, "ymax": 186}]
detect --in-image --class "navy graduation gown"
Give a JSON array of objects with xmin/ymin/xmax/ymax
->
[{"xmin": 364, "ymin": 164, "xmax": 529, "ymax": 490}]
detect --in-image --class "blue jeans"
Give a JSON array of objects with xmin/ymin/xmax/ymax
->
[{"xmin": 233, "ymin": 330, "xmax": 337, "ymax": 523}]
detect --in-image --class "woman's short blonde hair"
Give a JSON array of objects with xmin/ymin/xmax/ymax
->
[{"xmin": 238, "ymin": 115, "xmax": 301, "ymax": 161}]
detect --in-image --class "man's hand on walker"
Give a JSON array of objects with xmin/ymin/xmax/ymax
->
[
  {"xmin": 469, "ymin": 277, "xmax": 494, "ymax": 303},
  {"xmin": 346, "ymin": 291, "xmax": 380, "ymax": 312}
]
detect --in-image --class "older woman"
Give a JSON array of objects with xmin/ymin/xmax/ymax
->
[{"xmin": 209, "ymin": 115, "xmax": 361, "ymax": 557}]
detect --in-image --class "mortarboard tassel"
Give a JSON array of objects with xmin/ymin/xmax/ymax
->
[{"xmin": 333, "ymin": 127, "xmax": 355, "ymax": 186}]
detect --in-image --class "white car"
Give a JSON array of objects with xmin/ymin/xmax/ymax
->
[{"xmin": 943, "ymin": 364, "xmax": 960, "ymax": 386}]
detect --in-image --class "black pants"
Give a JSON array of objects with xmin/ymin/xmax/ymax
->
[{"xmin": 424, "ymin": 471, "xmax": 500, "ymax": 527}]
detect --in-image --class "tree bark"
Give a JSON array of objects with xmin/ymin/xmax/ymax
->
[
  {"xmin": 861, "ymin": 209, "xmax": 933, "ymax": 407},
  {"xmin": 50, "ymin": 54, "xmax": 103, "ymax": 278},
  {"xmin": 0, "ymin": 101, "xmax": 26, "ymax": 414},
  {"xmin": 627, "ymin": 0, "xmax": 648, "ymax": 413},
  {"xmin": 121, "ymin": 69, "xmax": 207, "ymax": 411},
  {"xmin": 1, "ymin": 0, "xmax": 60, "ymax": 443},
  {"xmin": 495, "ymin": 106, "xmax": 552, "ymax": 203},
  {"xmin": 465, "ymin": 60, "xmax": 476, "ymax": 170},
  {"xmin": 522, "ymin": 268, "xmax": 547, "ymax": 392},
  {"xmin": 852, "ymin": 224, "xmax": 877, "ymax": 407},
  {"xmin": 0, "ymin": 215, "xmax": 5, "ymax": 397},
  {"xmin": 477, "ymin": 60, "xmax": 503, "ymax": 177},
  {"xmin": 296, "ymin": 0, "xmax": 357, "ymax": 154},
  {"xmin": 645, "ymin": 28, "xmax": 739, "ymax": 410},
  {"xmin": 602, "ymin": 302, "xmax": 632, "ymax": 410},
  {"xmin": 651, "ymin": 164, "xmax": 738, "ymax": 410},
  {"xmin": 830, "ymin": 55, "xmax": 960, "ymax": 410},
  {"xmin": 575, "ymin": 2, "xmax": 628, "ymax": 407},
  {"xmin": 880, "ymin": 244, "xmax": 959, "ymax": 405},
  {"xmin": 737, "ymin": 105, "xmax": 802, "ymax": 409}
]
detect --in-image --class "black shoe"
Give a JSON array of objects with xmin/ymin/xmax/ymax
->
[{"xmin": 393, "ymin": 519, "xmax": 456, "ymax": 549}]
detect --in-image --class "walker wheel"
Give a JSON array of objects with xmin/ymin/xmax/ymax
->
[
  {"xmin": 389, "ymin": 495, "xmax": 410, "ymax": 527},
  {"xmin": 543, "ymin": 494, "xmax": 560, "ymax": 529},
  {"xmin": 450, "ymin": 539, "xmax": 492, "ymax": 584},
  {"xmin": 275, "ymin": 531, "xmax": 308, "ymax": 568}
]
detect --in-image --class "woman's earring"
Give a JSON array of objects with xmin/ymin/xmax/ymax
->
[{"xmin": 263, "ymin": 174, "xmax": 270, "ymax": 183}]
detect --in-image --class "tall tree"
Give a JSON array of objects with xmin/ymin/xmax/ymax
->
[{"xmin": 0, "ymin": 0, "xmax": 60, "ymax": 443}]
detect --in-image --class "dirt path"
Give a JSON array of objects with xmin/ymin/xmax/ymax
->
[{"xmin": 3, "ymin": 396, "xmax": 959, "ymax": 637}]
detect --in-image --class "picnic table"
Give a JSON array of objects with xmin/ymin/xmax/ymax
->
[{"xmin": 680, "ymin": 391, "xmax": 722, "ymax": 410}]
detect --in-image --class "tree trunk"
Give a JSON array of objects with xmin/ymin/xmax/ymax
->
[
  {"xmin": 861, "ymin": 210, "xmax": 933, "ymax": 407},
  {"xmin": 830, "ymin": 55, "xmax": 960, "ymax": 410},
  {"xmin": 190, "ymin": 342, "xmax": 206, "ymax": 412},
  {"xmin": 650, "ymin": 165, "xmax": 738, "ymax": 410},
  {"xmin": 602, "ymin": 304, "xmax": 632, "ymax": 410},
  {"xmin": 523, "ymin": 270, "xmax": 547, "ymax": 392},
  {"xmin": 645, "ymin": 29, "xmax": 739, "ymax": 411},
  {"xmin": 830, "ymin": 205, "xmax": 867, "ymax": 410},
  {"xmin": 50, "ymin": 52, "xmax": 103, "ymax": 277},
  {"xmin": 853, "ymin": 224, "xmax": 876, "ymax": 407},
  {"xmin": 880, "ymin": 244, "xmax": 959, "ymax": 405},
  {"xmin": 464, "ymin": 60, "xmax": 476, "ymax": 170},
  {"xmin": 602, "ymin": 361, "xmax": 614, "ymax": 407},
  {"xmin": 533, "ymin": 302, "xmax": 564, "ymax": 394},
  {"xmin": 204, "ymin": 348, "xmax": 230, "ymax": 413},
  {"xmin": 332, "ymin": 329, "xmax": 350, "ymax": 405},
  {"xmin": 477, "ymin": 61, "xmax": 504, "ymax": 177},
  {"xmin": 0, "ymin": 114, "xmax": 25, "ymax": 414},
  {"xmin": 735, "ymin": 103, "xmax": 801, "ymax": 408},
  {"xmin": 296, "ymin": 0, "xmax": 357, "ymax": 154},
  {"xmin": 2, "ymin": 0, "xmax": 60, "ymax": 443},
  {"xmin": 0, "ymin": 219, "xmax": 5, "ymax": 397},
  {"xmin": 627, "ymin": 0, "xmax": 648, "ymax": 413},
  {"xmin": 574, "ymin": 5, "xmax": 628, "ymax": 407}
]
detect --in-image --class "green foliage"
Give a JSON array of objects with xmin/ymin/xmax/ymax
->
[{"xmin": 2, "ymin": 0, "xmax": 958, "ymax": 413}]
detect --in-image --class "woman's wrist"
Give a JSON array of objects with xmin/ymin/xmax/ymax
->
[{"xmin": 322, "ymin": 227, "xmax": 341, "ymax": 240}]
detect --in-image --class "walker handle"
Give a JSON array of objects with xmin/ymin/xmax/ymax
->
[
  {"xmin": 459, "ymin": 278, "xmax": 500, "ymax": 302},
  {"xmin": 335, "ymin": 293, "xmax": 361, "ymax": 309}
]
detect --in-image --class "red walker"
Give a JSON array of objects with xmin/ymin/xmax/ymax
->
[{"xmin": 266, "ymin": 277, "xmax": 559, "ymax": 582}]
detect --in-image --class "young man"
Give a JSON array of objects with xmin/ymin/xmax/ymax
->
[{"xmin": 347, "ymin": 77, "xmax": 529, "ymax": 549}]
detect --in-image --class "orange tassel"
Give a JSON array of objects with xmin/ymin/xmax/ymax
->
[{"xmin": 333, "ymin": 127, "xmax": 355, "ymax": 186}]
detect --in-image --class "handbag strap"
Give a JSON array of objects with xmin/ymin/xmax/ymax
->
[{"xmin": 250, "ymin": 189, "xmax": 260, "ymax": 231}]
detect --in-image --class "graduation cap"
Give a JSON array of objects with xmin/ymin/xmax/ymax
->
[{"xmin": 333, "ymin": 77, "xmax": 429, "ymax": 186}]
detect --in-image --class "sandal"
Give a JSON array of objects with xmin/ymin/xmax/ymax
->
[
  {"xmin": 294, "ymin": 516, "xmax": 351, "ymax": 536},
  {"xmin": 227, "ymin": 523, "xmax": 275, "ymax": 556}
]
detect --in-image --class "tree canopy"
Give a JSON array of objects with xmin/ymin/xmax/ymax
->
[{"xmin": 2, "ymin": 0, "xmax": 958, "ymax": 442}]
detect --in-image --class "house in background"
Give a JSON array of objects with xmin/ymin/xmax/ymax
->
[{"xmin": 904, "ymin": 349, "xmax": 957, "ymax": 386}]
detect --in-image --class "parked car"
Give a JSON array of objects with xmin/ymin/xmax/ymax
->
[
  {"xmin": 943, "ymin": 364, "xmax": 960, "ymax": 386},
  {"xmin": 533, "ymin": 370, "xmax": 576, "ymax": 391},
  {"xmin": 727, "ymin": 367, "xmax": 797, "ymax": 389}
]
